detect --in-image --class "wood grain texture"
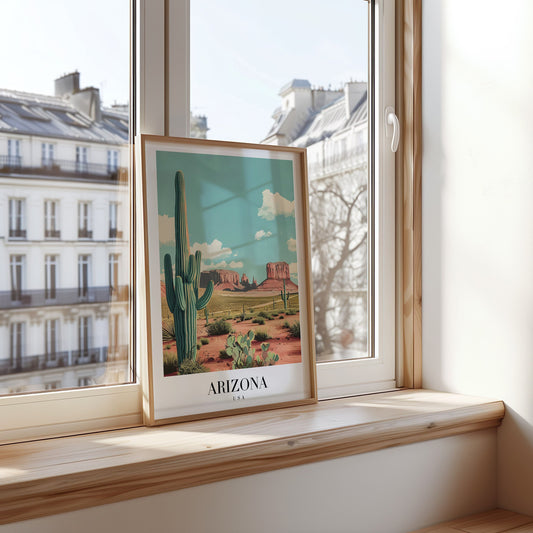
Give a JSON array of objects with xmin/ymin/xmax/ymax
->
[
  {"xmin": 397, "ymin": 0, "xmax": 422, "ymax": 389},
  {"xmin": 410, "ymin": 509, "xmax": 533, "ymax": 533},
  {"xmin": 0, "ymin": 390, "xmax": 503, "ymax": 525}
]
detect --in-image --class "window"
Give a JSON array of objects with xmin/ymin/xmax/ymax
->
[
  {"xmin": 41, "ymin": 143, "xmax": 55, "ymax": 168},
  {"xmin": 45, "ymin": 255, "xmax": 57, "ymax": 300},
  {"xmin": 9, "ymin": 198, "xmax": 26, "ymax": 239},
  {"xmin": 10, "ymin": 322, "xmax": 25, "ymax": 369},
  {"xmin": 78, "ymin": 202, "xmax": 92, "ymax": 239},
  {"xmin": 77, "ymin": 316, "xmax": 92, "ymax": 359},
  {"xmin": 0, "ymin": 0, "xmax": 134, "ymax": 442},
  {"xmin": 188, "ymin": 0, "xmax": 397, "ymax": 397},
  {"xmin": 109, "ymin": 253, "xmax": 119, "ymax": 291},
  {"xmin": 109, "ymin": 202, "xmax": 122, "ymax": 239},
  {"xmin": 44, "ymin": 200, "xmax": 60, "ymax": 238},
  {"xmin": 78, "ymin": 254, "xmax": 91, "ymax": 298},
  {"xmin": 10, "ymin": 255, "xmax": 25, "ymax": 302},
  {"xmin": 75, "ymin": 146, "xmax": 88, "ymax": 173},
  {"xmin": 107, "ymin": 149, "xmax": 119, "ymax": 172},
  {"xmin": 7, "ymin": 139, "xmax": 21, "ymax": 167},
  {"xmin": 44, "ymin": 318, "xmax": 59, "ymax": 362}
]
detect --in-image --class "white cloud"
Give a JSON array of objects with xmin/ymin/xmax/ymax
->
[
  {"xmin": 158, "ymin": 215, "xmax": 175, "ymax": 244},
  {"xmin": 255, "ymin": 229, "xmax": 273, "ymax": 241},
  {"xmin": 258, "ymin": 189, "xmax": 294, "ymax": 221},
  {"xmin": 201, "ymin": 259, "xmax": 244, "ymax": 271},
  {"xmin": 287, "ymin": 238, "xmax": 297, "ymax": 252},
  {"xmin": 191, "ymin": 239, "xmax": 232, "ymax": 260}
]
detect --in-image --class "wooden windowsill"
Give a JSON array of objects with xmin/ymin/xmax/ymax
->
[{"xmin": 0, "ymin": 389, "xmax": 504, "ymax": 525}]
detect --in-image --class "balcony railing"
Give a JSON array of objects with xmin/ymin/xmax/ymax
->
[
  {"xmin": 108, "ymin": 228, "xmax": 123, "ymax": 239},
  {"xmin": 0, "ymin": 345, "xmax": 129, "ymax": 376},
  {"xmin": 0, "ymin": 285, "xmax": 129, "ymax": 309},
  {"xmin": 9, "ymin": 228, "xmax": 26, "ymax": 239},
  {"xmin": 0, "ymin": 155, "xmax": 128, "ymax": 183},
  {"xmin": 78, "ymin": 228, "xmax": 93, "ymax": 239},
  {"xmin": 45, "ymin": 229, "xmax": 61, "ymax": 239}
]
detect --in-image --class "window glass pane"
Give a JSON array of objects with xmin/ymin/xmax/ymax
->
[
  {"xmin": 191, "ymin": 0, "xmax": 369, "ymax": 363},
  {"xmin": 0, "ymin": 0, "xmax": 131, "ymax": 395}
]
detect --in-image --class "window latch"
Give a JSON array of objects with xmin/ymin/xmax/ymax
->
[{"xmin": 385, "ymin": 106, "xmax": 400, "ymax": 153}]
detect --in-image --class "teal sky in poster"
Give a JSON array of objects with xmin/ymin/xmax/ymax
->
[{"xmin": 156, "ymin": 150, "xmax": 299, "ymax": 285}]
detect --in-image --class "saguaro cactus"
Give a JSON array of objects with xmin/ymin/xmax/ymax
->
[
  {"xmin": 164, "ymin": 171, "xmax": 214, "ymax": 365},
  {"xmin": 204, "ymin": 307, "xmax": 209, "ymax": 325},
  {"xmin": 280, "ymin": 279, "xmax": 290, "ymax": 310}
]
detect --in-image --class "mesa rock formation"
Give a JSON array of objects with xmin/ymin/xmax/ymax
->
[
  {"xmin": 200, "ymin": 269, "xmax": 242, "ymax": 291},
  {"xmin": 256, "ymin": 261, "xmax": 298, "ymax": 291}
]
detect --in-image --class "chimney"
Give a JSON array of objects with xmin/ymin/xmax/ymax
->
[
  {"xmin": 344, "ymin": 82, "xmax": 367, "ymax": 119},
  {"xmin": 55, "ymin": 71, "xmax": 80, "ymax": 97},
  {"xmin": 69, "ymin": 87, "xmax": 102, "ymax": 122}
]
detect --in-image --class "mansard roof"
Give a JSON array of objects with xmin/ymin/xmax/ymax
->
[
  {"xmin": 0, "ymin": 88, "xmax": 128, "ymax": 145},
  {"xmin": 291, "ymin": 90, "xmax": 367, "ymax": 148}
]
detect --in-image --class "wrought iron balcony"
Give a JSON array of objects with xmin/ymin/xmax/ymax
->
[
  {"xmin": 8, "ymin": 228, "xmax": 26, "ymax": 239},
  {"xmin": 45, "ymin": 229, "xmax": 61, "ymax": 239},
  {"xmin": 0, "ymin": 155, "xmax": 128, "ymax": 183},
  {"xmin": 0, "ymin": 345, "xmax": 129, "ymax": 376},
  {"xmin": 0, "ymin": 285, "xmax": 129, "ymax": 309},
  {"xmin": 108, "ymin": 228, "xmax": 123, "ymax": 239},
  {"xmin": 78, "ymin": 228, "xmax": 93, "ymax": 239}
]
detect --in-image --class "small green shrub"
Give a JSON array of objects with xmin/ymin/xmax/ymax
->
[
  {"xmin": 219, "ymin": 349, "xmax": 231, "ymax": 359},
  {"xmin": 285, "ymin": 308, "xmax": 297, "ymax": 316},
  {"xmin": 252, "ymin": 317, "xmax": 265, "ymax": 325},
  {"xmin": 162, "ymin": 319, "xmax": 175, "ymax": 341},
  {"xmin": 289, "ymin": 321, "xmax": 300, "ymax": 338},
  {"xmin": 254, "ymin": 330, "xmax": 271, "ymax": 342},
  {"xmin": 206, "ymin": 319, "xmax": 232, "ymax": 336},
  {"xmin": 258, "ymin": 311, "xmax": 271, "ymax": 319},
  {"xmin": 282, "ymin": 320, "xmax": 290, "ymax": 329},
  {"xmin": 163, "ymin": 351, "xmax": 178, "ymax": 374},
  {"xmin": 272, "ymin": 312, "xmax": 279, "ymax": 317},
  {"xmin": 200, "ymin": 338, "xmax": 209, "ymax": 345},
  {"xmin": 179, "ymin": 359, "xmax": 208, "ymax": 374}
]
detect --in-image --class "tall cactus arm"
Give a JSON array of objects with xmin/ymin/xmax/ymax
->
[
  {"xmin": 164, "ymin": 254, "xmax": 176, "ymax": 310},
  {"xmin": 174, "ymin": 275, "xmax": 186, "ymax": 311},
  {"xmin": 196, "ymin": 281, "xmax": 214, "ymax": 310},
  {"xmin": 193, "ymin": 250, "xmax": 202, "ymax": 285},
  {"xmin": 185, "ymin": 254, "xmax": 195, "ymax": 283}
]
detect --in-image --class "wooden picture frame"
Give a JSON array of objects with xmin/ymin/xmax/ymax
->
[{"xmin": 137, "ymin": 134, "xmax": 317, "ymax": 425}]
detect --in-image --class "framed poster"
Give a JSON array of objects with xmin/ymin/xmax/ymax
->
[{"xmin": 138, "ymin": 134, "xmax": 317, "ymax": 425}]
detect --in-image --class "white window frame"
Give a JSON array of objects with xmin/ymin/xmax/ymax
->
[
  {"xmin": 44, "ymin": 199, "xmax": 59, "ymax": 237},
  {"xmin": 44, "ymin": 254, "xmax": 58, "ymax": 300},
  {"xmin": 0, "ymin": 0, "xmax": 398, "ymax": 444},
  {"xmin": 8, "ymin": 197, "xmax": 26, "ymax": 238}
]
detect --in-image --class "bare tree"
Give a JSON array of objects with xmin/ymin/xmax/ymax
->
[{"xmin": 309, "ymin": 167, "xmax": 368, "ymax": 358}]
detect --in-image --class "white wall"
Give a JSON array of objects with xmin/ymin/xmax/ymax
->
[
  {"xmin": 1, "ymin": 430, "xmax": 496, "ymax": 533},
  {"xmin": 422, "ymin": 0, "xmax": 533, "ymax": 515}
]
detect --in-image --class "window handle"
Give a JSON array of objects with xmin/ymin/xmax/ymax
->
[{"xmin": 385, "ymin": 106, "xmax": 400, "ymax": 153}]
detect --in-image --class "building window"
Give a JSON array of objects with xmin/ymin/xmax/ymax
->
[
  {"xmin": 44, "ymin": 382, "xmax": 60, "ymax": 391},
  {"xmin": 44, "ymin": 200, "xmax": 60, "ymax": 238},
  {"xmin": 78, "ymin": 202, "xmax": 92, "ymax": 239},
  {"xmin": 78, "ymin": 255, "xmax": 91, "ymax": 299},
  {"xmin": 107, "ymin": 149, "xmax": 119, "ymax": 172},
  {"xmin": 109, "ymin": 253, "xmax": 119, "ymax": 291},
  {"xmin": 8, "ymin": 198, "xmax": 26, "ymax": 239},
  {"xmin": 78, "ymin": 316, "xmax": 92, "ymax": 359},
  {"xmin": 10, "ymin": 255, "xmax": 25, "ymax": 302},
  {"xmin": 10, "ymin": 322, "xmax": 25, "ymax": 369},
  {"xmin": 41, "ymin": 143, "xmax": 55, "ymax": 168},
  {"xmin": 45, "ymin": 319, "xmax": 59, "ymax": 362},
  {"xmin": 45, "ymin": 255, "xmax": 58, "ymax": 300},
  {"xmin": 76, "ymin": 146, "xmax": 88, "ymax": 173},
  {"xmin": 109, "ymin": 313, "xmax": 120, "ymax": 357},
  {"xmin": 78, "ymin": 376, "xmax": 93, "ymax": 387},
  {"xmin": 7, "ymin": 139, "xmax": 21, "ymax": 167},
  {"xmin": 109, "ymin": 202, "xmax": 121, "ymax": 239}
]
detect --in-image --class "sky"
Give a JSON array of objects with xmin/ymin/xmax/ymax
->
[
  {"xmin": 0, "ymin": 0, "xmax": 367, "ymax": 142},
  {"xmin": 156, "ymin": 150, "xmax": 298, "ymax": 285}
]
